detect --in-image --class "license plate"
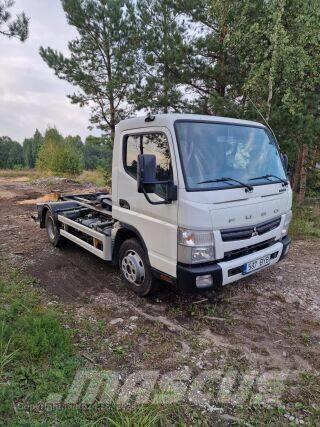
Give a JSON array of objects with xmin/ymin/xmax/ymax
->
[{"xmin": 242, "ymin": 255, "xmax": 271, "ymax": 274}]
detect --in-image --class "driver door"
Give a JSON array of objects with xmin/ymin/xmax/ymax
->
[{"xmin": 113, "ymin": 127, "xmax": 179, "ymax": 278}]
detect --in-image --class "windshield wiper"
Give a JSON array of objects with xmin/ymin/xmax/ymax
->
[
  {"xmin": 198, "ymin": 177, "xmax": 253, "ymax": 192},
  {"xmin": 249, "ymin": 174, "xmax": 288, "ymax": 186}
]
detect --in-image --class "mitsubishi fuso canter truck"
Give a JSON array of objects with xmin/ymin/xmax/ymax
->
[{"xmin": 37, "ymin": 113, "xmax": 292, "ymax": 296}]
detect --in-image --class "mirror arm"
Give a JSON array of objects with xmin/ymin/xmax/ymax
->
[{"xmin": 141, "ymin": 186, "xmax": 171, "ymax": 205}]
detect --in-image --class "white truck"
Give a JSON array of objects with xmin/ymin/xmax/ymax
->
[{"xmin": 37, "ymin": 114, "xmax": 292, "ymax": 296}]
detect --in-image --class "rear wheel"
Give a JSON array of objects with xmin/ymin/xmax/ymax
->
[
  {"xmin": 45, "ymin": 210, "xmax": 61, "ymax": 247},
  {"xmin": 119, "ymin": 238, "xmax": 155, "ymax": 296}
]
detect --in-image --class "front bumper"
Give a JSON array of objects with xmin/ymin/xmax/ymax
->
[{"xmin": 177, "ymin": 236, "xmax": 291, "ymax": 293}]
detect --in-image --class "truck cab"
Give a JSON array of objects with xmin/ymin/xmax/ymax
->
[{"xmin": 38, "ymin": 114, "xmax": 292, "ymax": 296}]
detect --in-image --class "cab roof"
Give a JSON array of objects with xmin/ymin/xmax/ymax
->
[{"xmin": 116, "ymin": 113, "xmax": 266, "ymax": 133}]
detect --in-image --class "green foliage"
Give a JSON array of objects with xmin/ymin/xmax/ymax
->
[
  {"xmin": 40, "ymin": 0, "xmax": 139, "ymax": 138},
  {"xmin": 133, "ymin": 0, "xmax": 189, "ymax": 113},
  {"xmin": 236, "ymin": 0, "xmax": 320, "ymax": 166},
  {"xmin": 55, "ymin": 144, "xmax": 84, "ymax": 175},
  {"xmin": 307, "ymin": 168, "xmax": 320, "ymax": 197},
  {"xmin": 101, "ymin": 402, "xmax": 169, "ymax": 426},
  {"xmin": 290, "ymin": 201, "xmax": 320, "ymax": 239},
  {"xmin": 65, "ymin": 134, "xmax": 84, "ymax": 153},
  {"xmin": 84, "ymin": 135, "xmax": 112, "ymax": 171},
  {"xmin": 175, "ymin": 0, "xmax": 249, "ymax": 116},
  {"xmin": 0, "ymin": 127, "xmax": 113, "ymax": 177},
  {"xmin": 23, "ymin": 129, "xmax": 44, "ymax": 168},
  {"xmin": 175, "ymin": 0, "xmax": 320, "ymax": 194},
  {"xmin": 0, "ymin": 136, "xmax": 23, "ymax": 168},
  {"xmin": 0, "ymin": 0, "xmax": 29, "ymax": 41},
  {"xmin": 0, "ymin": 261, "xmax": 73, "ymax": 365},
  {"xmin": 36, "ymin": 127, "xmax": 63, "ymax": 171},
  {"xmin": 0, "ymin": 256, "xmax": 77, "ymax": 424},
  {"xmin": 36, "ymin": 127, "xmax": 84, "ymax": 175},
  {"xmin": 0, "ymin": 323, "xmax": 17, "ymax": 377}
]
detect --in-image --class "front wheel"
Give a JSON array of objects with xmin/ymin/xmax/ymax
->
[{"xmin": 119, "ymin": 238, "xmax": 155, "ymax": 296}]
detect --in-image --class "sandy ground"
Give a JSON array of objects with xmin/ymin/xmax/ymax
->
[{"xmin": 1, "ymin": 175, "xmax": 320, "ymax": 418}]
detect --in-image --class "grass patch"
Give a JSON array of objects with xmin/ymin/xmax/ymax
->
[
  {"xmin": 0, "ymin": 256, "xmax": 183, "ymax": 425},
  {"xmin": 290, "ymin": 201, "xmax": 320, "ymax": 239},
  {"xmin": 77, "ymin": 169, "xmax": 109, "ymax": 187},
  {"xmin": 0, "ymin": 168, "xmax": 40, "ymax": 179},
  {"xmin": 0, "ymin": 255, "xmax": 79, "ymax": 424},
  {"xmin": 235, "ymin": 371, "xmax": 320, "ymax": 425},
  {"xmin": 0, "ymin": 167, "xmax": 111, "ymax": 189},
  {"xmin": 0, "ymin": 256, "xmax": 205, "ymax": 425}
]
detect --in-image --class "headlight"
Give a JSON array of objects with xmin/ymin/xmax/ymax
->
[
  {"xmin": 281, "ymin": 211, "xmax": 292, "ymax": 237},
  {"xmin": 178, "ymin": 228, "xmax": 215, "ymax": 264}
]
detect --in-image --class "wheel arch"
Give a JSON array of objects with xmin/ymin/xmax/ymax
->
[
  {"xmin": 38, "ymin": 201, "xmax": 79, "ymax": 228},
  {"xmin": 112, "ymin": 223, "xmax": 150, "ymax": 266}
]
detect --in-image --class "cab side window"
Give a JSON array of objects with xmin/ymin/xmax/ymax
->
[
  {"xmin": 124, "ymin": 132, "xmax": 172, "ymax": 196},
  {"xmin": 142, "ymin": 133, "xmax": 171, "ymax": 181},
  {"xmin": 125, "ymin": 135, "xmax": 141, "ymax": 178}
]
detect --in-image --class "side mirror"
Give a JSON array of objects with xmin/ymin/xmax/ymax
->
[
  {"xmin": 137, "ymin": 154, "xmax": 156, "ymax": 194},
  {"xmin": 137, "ymin": 153, "xmax": 177, "ymax": 205},
  {"xmin": 281, "ymin": 153, "xmax": 289, "ymax": 173}
]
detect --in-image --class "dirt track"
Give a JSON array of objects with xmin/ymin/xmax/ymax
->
[{"xmin": 1, "ymin": 175, "xmax": 320, "ymax": 410}]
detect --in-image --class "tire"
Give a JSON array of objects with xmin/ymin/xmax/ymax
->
[
  {"xmin": 45, "ymin": 210, "xmax": 61, "ymax": 247},
  {"xmin": 119, "ymin": 238, "xmax": 155, "ymax": 297}
]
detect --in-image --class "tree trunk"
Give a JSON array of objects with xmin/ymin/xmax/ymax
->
[
  {"xmin": 105, "ymin": 44, "xmax": 116, "ymax": 142},
  {"xmin": 266, "ymin": 77, "xmax": 273, "ymax": 122},
  {"xmin": 163, "ymin": 4, "xmax": 169, "ymax": 113},
  {"xmin": 310, "ymin": 143, "xmax": 318, "ymax": 168},
  {"xmin": 297, "ymin": 144, "xmax": 308, "ymax": 204},
  {"xmin": 266, "ymin": 0, "xmax": 285, "ymax": 121},
  {"xmin": 292, "ymin": 147, "xmax": 303, "ymax": 192},
  {"xmin": 215, "ymin": 25, "xmax": 227, "ymax": 99},
  {"xmin": 109, "ymin": 113, "xmax": 115, "ymax": 142}
]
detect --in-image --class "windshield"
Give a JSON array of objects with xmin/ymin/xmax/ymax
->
[{"xmin": 175, "ymin": 121, "xmax": 286, "ymax": 191}]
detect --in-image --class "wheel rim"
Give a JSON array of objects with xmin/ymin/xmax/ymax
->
[
  {"xmin": 121, "ymin": 250, "xmax": 145, "ymax": 286},
  {"xmin": 47, "ymin": 217, "xmax": 56, "ymax": 241}
]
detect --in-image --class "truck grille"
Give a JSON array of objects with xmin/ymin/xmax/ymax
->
[
  {"xmin": 221, "ymin": 217, "xmax": 281, "ymax": 242},
  {"xmin": 223, "ymin": 238, "xmax": 276, "ymax": 261}
]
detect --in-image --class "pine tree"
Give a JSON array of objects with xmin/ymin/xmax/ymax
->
[
  {"xmin": 133, "ymin": 0, "xmax": 189, "ymax": 113},
  {"xmin": 0, "ymin": 0, "xmax": 29, "ymax": 41},
  {"xmin": 175, "ymin": 0, "xmax": 249, "ymax": 116},
  {"xmin": 40, "ymin": 0, "xmax": 139, "ymax": 140}
]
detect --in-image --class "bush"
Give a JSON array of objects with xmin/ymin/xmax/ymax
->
[
  {"xmin": 54, "ymin": 145, "xmax": 84, "ymax": 175},
  {"xmin": 36, "ymin": 128, "xmax": 83, "ymax": 175},
  {"xmin": 290, "ymin": 202, "xmax": 320, "ymax": 239}
]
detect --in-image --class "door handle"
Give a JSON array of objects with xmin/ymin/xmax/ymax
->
[{"xmin": 119, "ymin": 199, "xmax": 130, "ymax": 210}]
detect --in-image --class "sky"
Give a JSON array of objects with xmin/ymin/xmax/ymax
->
[{"xmin": 0, "ymin": 0, "xmax": 96, "ymax": 143}]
